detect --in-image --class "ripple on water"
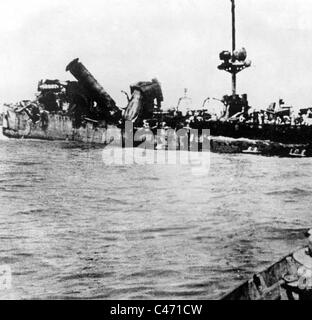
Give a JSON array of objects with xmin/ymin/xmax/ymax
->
[
  {"xmin": 60, "ymin": 272, "xmax": 116, "ymax": 281},
  {"xmin": 265, "ymin": 187, "xmax": 312, "ymax": 197},
  {"xmin": 0, "ymin": 140, "xmax": 310, "ymax": 299},
  {"xmin": 13, "ymin": 209, "xmax": 45, "ymax": 215}
]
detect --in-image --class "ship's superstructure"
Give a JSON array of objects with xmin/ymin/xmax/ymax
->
[{"xmin": 2, "ymin": 0, "xmax": 312, "ymax": 157}]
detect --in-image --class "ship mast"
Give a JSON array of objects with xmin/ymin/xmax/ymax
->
[
  {"xmin": 231, "ymin": 0, "xmax": 236, "ymax": 95},
  {"xmin": 218, "ymin": 0, "xmax": 251, "ymax": 96}
]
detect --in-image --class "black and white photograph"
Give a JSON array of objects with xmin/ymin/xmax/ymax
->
[{"xmin": 0, "ymin": 0, "xmax": 312, "ymax": 305}]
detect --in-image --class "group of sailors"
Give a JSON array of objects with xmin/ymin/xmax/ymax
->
[
  {"xmin": 237, "ymin": 108, "xmax": 312, "ymax": 126},
  {"xmin": 137, "ymin": 118, "xmax": 209, "ymax": 151},
  {"xmin": 5, "ymin": 91, "xmax": 312, "ymax": 133},
  {"xmin": 144, "ymin": 101, "xmax": 312, "ymax": 131},
  {"xmin": 137, "ymin": 109, "xmax": 312, "ymax": 134}
]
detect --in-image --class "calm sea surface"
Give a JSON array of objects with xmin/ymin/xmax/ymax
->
[{"xmin": 0, "ymin": 137, "xmax": 311, "ymax": 299}]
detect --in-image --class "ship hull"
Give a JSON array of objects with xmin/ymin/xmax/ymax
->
[
  {"xmin": 2, "ymin": 109, "xmax": 311, "ymax": 157},
  {"xmin": 2, "ymin": 109, "xmax": 121, "ymax": 145}
]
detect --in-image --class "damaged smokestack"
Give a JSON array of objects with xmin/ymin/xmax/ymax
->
[{"xmin": 66, "ymin": 58, "xmax": 116, "ymax": 111}]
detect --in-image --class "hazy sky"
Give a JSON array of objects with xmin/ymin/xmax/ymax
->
[{"xmin": 1, "ymin": 0, "xmax": 312, "ymax": 110}]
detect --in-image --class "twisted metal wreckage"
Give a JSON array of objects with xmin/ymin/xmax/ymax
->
[
  {"xmin": 2, "ymin": 58, "xmax": 164, "ymax": 147},
  {"xmin": 3, "ymin": 0, "xmax": 312, "ymax": 157},
  {"xmin": 2, "ymin": 57, "xmax": 312, "ymax": 157}
]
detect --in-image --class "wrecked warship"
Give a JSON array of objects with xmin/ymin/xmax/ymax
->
[
  {"xmin": 2, "ymin": 58, "xmax": 168, "ymax": 149},
  {"xmin": 2, "ymin": 0, "xmax": 312, "ymax": 157},
  {"xmin": 3, "ymin": 58, "xmax": 122, "ymax": 145},
  {"xmin": 2, "ymin": 56, "xmax": 312, "ymax": 157},
  {"xmin": 2, "ymin": 58, "xmax": 311, "ymax": 158}
]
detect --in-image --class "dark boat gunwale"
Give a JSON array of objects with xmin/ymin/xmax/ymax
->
[{"xmin": 221, "ymin": 246, "xmax": 306, "ymax": 300}]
